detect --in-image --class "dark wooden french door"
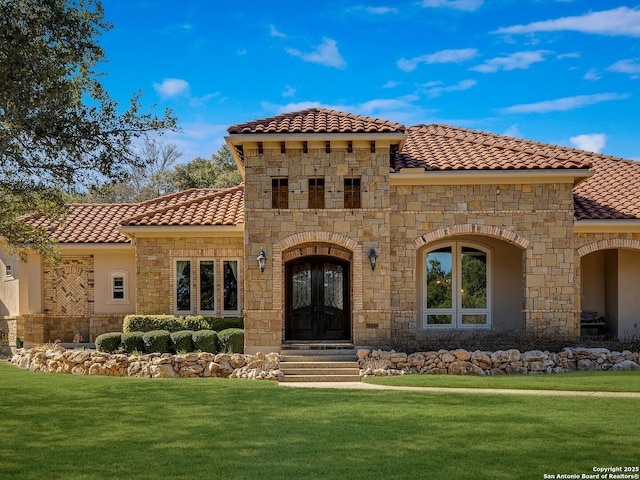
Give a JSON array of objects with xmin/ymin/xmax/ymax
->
[{"xmin": 285, "ymin": 257, "xmax": 350, "ymax": 341}]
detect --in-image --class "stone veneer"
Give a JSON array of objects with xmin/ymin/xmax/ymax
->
[{"xmin": 134, "ymin": 236, "xmax": 244, "ymax": 316}]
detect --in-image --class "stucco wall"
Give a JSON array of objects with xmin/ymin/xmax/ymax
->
[
  {"xmin": 0, "ymin": 252, "xmax": 19, "ymax": 316},
  {"xmin": 617, "ymin": 249, "xmax": 640, "ymax": 338},
  {"xmin": 93, "ymin": 251, "xmax": 136, "ymax": 314}
]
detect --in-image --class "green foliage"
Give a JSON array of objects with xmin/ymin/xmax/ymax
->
[
  {"xmin": 123, "ymin": 315, "xmax": 181, "ymax": 333},
  {"xmin": 142, "ymin": 330, "xmax": 172, "ymax": 353},
  {"xmin": 171, "ymin": 330, "xmax": 195, "ymax": 353},
  {"xmin": 204, "ymin": 317, "xmax": 244, "ymax": 331},
  {"xmin": 95, "ymin": 332, "xmax": 122, "ymax": 353},
  {"xmin": 192, "ymin": 330, "xmax": 218, "ymax": 353},
  {"xmin": 121, "ymin": 332, "xmax": 144, "ymax": 354},
  {"xmin": 167, "ymin": 145, "xmax": 242, "ymax": 190},
  {"xmin": 178, "ymin": 316, "xmax": 209, "ymax": 331},
  {"xmin": 217, "ymin": 328, "xmax": 244, "ymax": 353},
  {"xmin": 0, "ymin": 0, "xmax": 176, "ymax": 257}
]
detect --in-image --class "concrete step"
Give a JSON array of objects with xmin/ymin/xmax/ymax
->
[
  {"xmin": 281, "ymin": 366, "xmax": 360, "ymax": 376},
  {"xmin": 280, "ymin": 361, "xmax": 359, "ymax": 369},
  {"xmin": 281, "ymin": 354, "xmax": 356, "ymax": 362},
  {"xmin": 279, "ymin": 374, "xmax": 362, "ymax": 383}
]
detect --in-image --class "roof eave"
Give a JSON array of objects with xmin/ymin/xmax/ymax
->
[
  {"xmin": 573, "ymin": 219, "xmax": 640, "ymax": 233},
  {"xmin": 390, "ymin": 168, "xmax": 594, "ymax": 186},
  {"xmin": 119, "ymin": 224, "xmax": 245, "ymax": 239}
]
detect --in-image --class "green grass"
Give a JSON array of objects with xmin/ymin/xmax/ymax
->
[
  {"xmin": 364, "ymin": 370, "xmax": 640, "ymax": 392},
  {"xmin": 1, "ymin": 362, "xmax": 639, "ymax": 480}
]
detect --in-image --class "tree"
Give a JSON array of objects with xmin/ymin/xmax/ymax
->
[
  {"xmin": 72, "ymin": 138, "xmax": 183, "ymax": 203},
  {"xmin": 0, "ymin": 0, "xmax": 177, "ymax": 259},
  {"xmin": 167, "ymin": 145, "xmax": 242, "ymax": 191}
]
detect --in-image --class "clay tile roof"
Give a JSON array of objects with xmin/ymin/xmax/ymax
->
[
  {"xmin": 120, "ymin": 185, "xmax": 244, "ymax": 227},
  {"xmin": 21, "ymin": 203, "xmax": 142, "ymax": 244},
  {"xmin": 227, "ymin": 108, "xmax": 406, "ymax": 135},
  {"xmin": 394, "ymin": 124, "xmax": 593, "ymax": 171},
  {"xmin": 574, "ymin": 157, "xmax": 640, "ymax": 220}
]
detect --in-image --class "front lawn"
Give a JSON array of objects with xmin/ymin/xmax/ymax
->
[
  {"xmin": 1, "ymin": 362, "xmax": 638, "ymax": 480},
  {"xmin": 364, "ymin": 370, "xmax": 640, "ymax": 392}
]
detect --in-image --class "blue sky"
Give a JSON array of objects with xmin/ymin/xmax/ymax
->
[{"xmin": 100, "ymin": 1, "xmax": 640, "ymax": 162}]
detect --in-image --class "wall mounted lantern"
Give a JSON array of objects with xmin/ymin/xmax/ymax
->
[
  {"xmin": 368, "ymin": 248, "xmax": 378, "ymax": 271},
  {"xmin": 257, "ymin": 249, "xmax": 267, "ymax": 273}
]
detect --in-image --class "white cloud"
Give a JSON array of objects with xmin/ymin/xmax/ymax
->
[
  {"xmin": 397, "ymin": 48, "xmax": 478, "ymax": 72},
  {"xmin": 421, "ymin": 0, "xmax": 483, "ymax": 12},
  {"xmin": 382, "ymin": 80, "xmax": 400, "ymax": 88},
  {"xmin": 584, "ymin": 69, "xmax": 602, "ymax": 81},
  {"xmin": 503, "ymin": 125, "xmax": 522, "ymax": 138},
  {"xmin": 153, "ymin": 78, "xmax": 190, "ymax": 98},
  {"xmin": 286, "ymin": 38, "xmax": 347, "ymax": 69},
  {"xmin": 570, "ymin": 133, "xmax": 607, "ymax": 153},
  {"xmin": 366, "ymin": 6, "xmax": 398, "ymax": 15},
  {"xmin": 501, "ymin": 92, "xmax": 629, "ymax": 114},
  {"xmin": 494, "ymin": 7, "xmax": 640, "ymax": 37},
  {"xmin": 282, "ymin": 85, "xmax": 296, "ymax": 97},
  {"xmin": 471, "ymin": 51, "xmax": 549, "ymax": 73},
  {"xmin": 269, "ymin": 24, "xmax": 286, "ymax": 38},
  {"xmin": 608, "ymin": 59, "xmax": 640, "ymax": 77},
  {"xmin": 423, "ymin": 78, "xmax": 477, "ymax": 97},
  {"xmin": 359, "ymin": 95, "xmax": 419, "ymax": 114}
]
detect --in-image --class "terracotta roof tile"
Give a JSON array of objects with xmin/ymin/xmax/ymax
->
[
  {"xmin": 227, "ymin": 108, "xmax": 406, "ymax": 135},
  {"xmin": 20, "ymin": 186, "xmax": 245, "ymax": 244},
  {"xmin": 394, "ymin": 125, "xmax": 592, "ymax": 171},
  {"xmin": 121, "ymin": 185, "xmax": 244, "ymax": 227},
  {"xmin": 22, "ymin": 203, "xmax": 141, "ymax": 243},
  {"xmin": 574, "ymin": 157, "xmax": 640, "ymax": 220}
]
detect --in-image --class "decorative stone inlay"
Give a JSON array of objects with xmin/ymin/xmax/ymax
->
[
  {"xmin": 414, "ymin": 224, "xmax": 530, "ymax": 249},
  {"xmin": 577, "ymin": 238, "xmax": 640, "ymax": 257}
]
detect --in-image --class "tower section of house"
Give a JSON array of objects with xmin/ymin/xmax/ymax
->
[{"xmin": 226, "ymin": 109, "xmax": 406, "ymax": 353}]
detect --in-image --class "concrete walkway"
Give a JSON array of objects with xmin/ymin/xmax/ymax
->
[{"xmin": 279, "ymin": 381, "xmax": 640, "ymax": 398}]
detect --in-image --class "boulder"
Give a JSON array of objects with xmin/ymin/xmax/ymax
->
[
  {"xmin": 150, "ymin": 363, "xmax": 179, "ymax": 378},
  {"xmin": 611, "ymin": 360, "xmax": 640, "ymax": 371},
  {"xmin": 452, "ymin": 349, "xmax": 471, "ymax": 361},
  {"xmin": 522, "ymin": 350, "xmax": 547, "ymax": 362}
]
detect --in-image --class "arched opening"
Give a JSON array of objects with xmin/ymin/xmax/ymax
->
[
  {"xmin": 418, "ymin": 235, "xmax": 524, "ymax": 333},
  {"xmin": 581, "ymin": 248, "xmax": 640, "ymax": 338}
]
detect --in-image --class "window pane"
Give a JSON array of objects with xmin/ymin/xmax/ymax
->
[
  {"xmin": 223, "ymin": 260, "xmax": 238, "ymax": 311},
  {"xmin": 199, "ymin": 260, "xmax": 215, "ymax": 311},
  {"xmin": 324, "ymin": 264, "xmax": 344, "ymax": 309},
  {"xmin": 292, "ymin": 263, "xmax": 312, "ymax": 310},
  {"xmin": 461, "ymin": 247, "xmax": 487, "ymax": 309},
  {"xmin": 113, "ymin": 276, "xmax": 124, "ymax": 299},
  {"xmin": 427, "ymin": 315, "xmax": 452, "ymax": 325},
  {"xmin": 308, "ymin": 178, "xmax": 324, "ymax": 209},
  {"xmin": 272, "ymin": 178, "xmax": 288, "ymax": 209},
  {"xmin": 426, "ymin": 247, "xmax": 452, "ymax": 309},
  {"xmin": 462, "ymin": 314, "xmax": 488, "ymax": 325},
  {"xmin": 176, "ymin": 261, "xmax": 191, "ymax": 311},
  {"xmin": 344, "ymin": 178, "xmax": 361, "ymax": 208}
]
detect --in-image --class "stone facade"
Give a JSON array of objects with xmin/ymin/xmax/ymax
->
[
  {"xmin": 242, "ymin": 141, "xmax": 396, "ymax": 352},
  {"xmin": 134, "ymin": 235, "xmax": 244, "ymax": 316}
]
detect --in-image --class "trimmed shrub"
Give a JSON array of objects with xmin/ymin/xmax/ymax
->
[
  {"xmin": 142, "ymin": 330, "xmax": 172, "ymax": 353},
  {"xmin": 192, "ymin": 330, "xmax": 218, "ymax": 353},
  {"xmin": 123, "ymin": 315, "xmax": 181, "ymax": 333},
  {"xmin": 204, "ymin": 317, "xmax": 244, "ymax": 331},
  {"xmin": 95, "ymin": 333, "xmax": 122, "ymax": 353},
  {"xmin": 177, "ymin": 316, "xmax": 208, "ymax": 331},
  {"xmin": 121, "ymin": 332, "xmax": 145, "ymax": 354},
  {"xmin": 217, "ymin": 328, "xmax": 244, "ymax": 353},
  {"xmin": 171, "ymin": 330, "xmax": 195, "ymax": 353}
]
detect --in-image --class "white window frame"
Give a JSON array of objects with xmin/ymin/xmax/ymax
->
[
  {"xmin": 4, "ymin": 260, "xmax": 14, "ymax": 281},
  {"xmin": 197, "ymin": 259, "xmax": 216, "ymax": 315},
  {"xmin": 422, "ymin": 241, "xmax": 492, "ymax": 329},
  {"xmin": 222, "ymin": 258, "xmax": 241, "ymax": 316},
  {"xmin": 174, "ymin": 258, "xmax": 194, "ymax": 315},
  {"xmin": 108, "ymin": 270, "xmax": 130, "ymax": 304}
]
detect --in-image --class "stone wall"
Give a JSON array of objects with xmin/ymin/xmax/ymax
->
[
  {"xmin": 358, "ymin": 347, "xmax": 640, "ymax": 376},
  {"xmin": 15, "ymin": 314, "xmax": 125, "ymax": 344},
  {"xmin": 242, "ymin": 142, "xmax": 395, "ymax": 351},
  {"xmin": 11, "ymin": 346, "xmax": 281, "ymax": 380},
  {"xmin": 134, "ymin": 236, "xmax": 244, "ymax": 315},
  {"xmin": 390, "ymin": 181, "xmax": 579, "ymax": 342}
]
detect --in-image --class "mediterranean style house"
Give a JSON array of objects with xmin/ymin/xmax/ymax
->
[{"xmin": 2, "ymin": 108, "xmax": 640, "ymax": 353}]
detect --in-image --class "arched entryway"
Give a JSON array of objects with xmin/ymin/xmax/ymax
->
[{"xmin": 285, "ymin": 256, "xmax": 350, "ymax": 341}]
